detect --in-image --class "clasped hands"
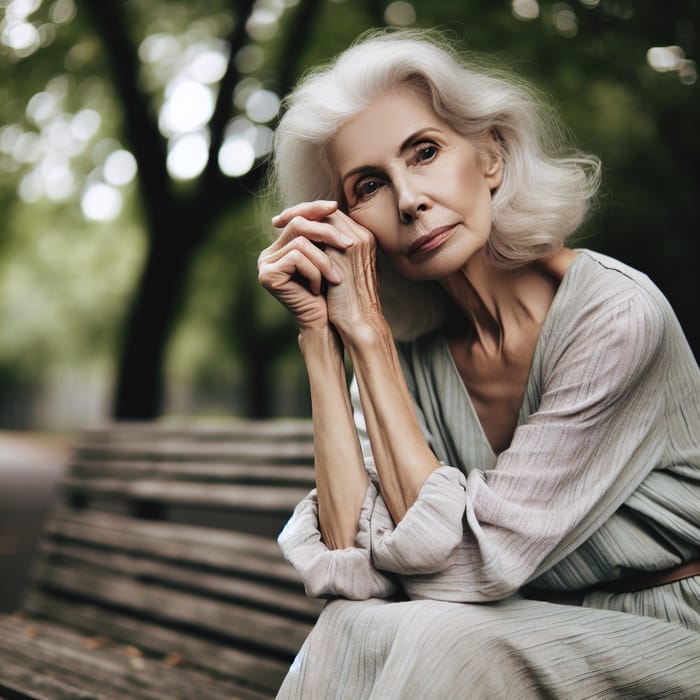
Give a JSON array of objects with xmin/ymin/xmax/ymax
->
[{"xmin": 257, "ymin": 200, "xmax": 383, "ymax": 340}]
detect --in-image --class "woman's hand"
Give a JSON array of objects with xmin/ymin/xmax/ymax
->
[
  {"xmin": 322, "ymin": 210, "xmax": 385, "ymax": 341},
  {"xmin": 257, "ymin": 200, "xmax": 353, "ymax": 330}
]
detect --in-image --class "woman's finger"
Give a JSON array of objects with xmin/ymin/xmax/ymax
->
[
  {"xmin": 271, "ymin": 216, "xmax": 355, "ymax": 253},
  {"xmin": 272, "ymin": 200, "xmax": 339, "ymax": 228},
  {"xmin": 259, "ymin": 248, "xmax": 327, "ymax": 296},
  {"xmin": 261, "ymin": 236, "xmax": 342, "ymax": 284}
]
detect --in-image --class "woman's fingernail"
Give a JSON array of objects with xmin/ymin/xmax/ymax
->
[
  {"xmin": 340, "ymin": 234, "xmax": 354, "ymax": 246},
  {"xmin": 329, "ymin": 267, "xmax": 342, "ymax": 283},
  {"xmin": 320, "ymin": 200, "xmax": 337, "ymax": 207}
]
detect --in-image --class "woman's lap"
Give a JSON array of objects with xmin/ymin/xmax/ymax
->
[{"xmin": 277, "ymin": 596, "xmax": 700, "ymax": 699}]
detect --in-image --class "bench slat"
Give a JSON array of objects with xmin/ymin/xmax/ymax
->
[
  {"xmin": 21, "ymin": 591, "xmax": 290, "ymax": 694},
  {"xmin": 83, "ymin": 420, "xmax": 314, "ymax": 443},
  {"xmin": 46, "ymin": 509, "xmax": 302, "ymax": 584},
  {"xmin": 0, "ymin": 615, "xmax": 264, "ymax": 700},
  {"xmin": 71, "ymin": 459, "xmax": 315, "ymax": 486},
  {"xmin": 74, "ymin": 440, "xmax": 314, "ymax": 464},
  {"xmin": 32, "ymin": 561, "xmax": 311, "ymax": 656},
  {"xmin": 61, "ymin": 477, "xmax": 309, "ymax": 513},
  {"xmin": 40, "ymin": 540, "xmax": 322, "ymax": 618}
]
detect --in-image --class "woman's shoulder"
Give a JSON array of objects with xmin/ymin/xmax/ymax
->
[
  {"xmin": 557, "ymin": 249, "xmax": 674, "ymax": 329},
  {"xmin": 570, "ymin": 250, "xmax": 664, "ymax": 300}
]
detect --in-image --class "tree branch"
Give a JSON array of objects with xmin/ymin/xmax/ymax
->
[
  {"xmin": 193, "ymin": 0, "xmax": 324, "ymax": 228},
  {"xmin": 77, "ymin": 0, "xmax": 172, "ymax": 241},
  {"xmin": 194, "ymin": 0, "xmax": 258, "ymax": 221},
  {"xmin": 274, "ymin": 0, "xmax": 326, "ymax": 97}
]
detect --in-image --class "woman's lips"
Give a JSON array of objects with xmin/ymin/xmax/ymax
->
[{"xmin": 408, "ymin": 225, "xmax": 456, "ymax": 256}]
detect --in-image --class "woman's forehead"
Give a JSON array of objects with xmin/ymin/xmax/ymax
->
[{"xmin": 330, "ymin": 90, "xmax": 450, "ymax": 175}]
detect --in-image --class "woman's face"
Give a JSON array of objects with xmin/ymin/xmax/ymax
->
[{"xmin": 330, "ymin": 89, "xmax": 503, "ymax": 281}]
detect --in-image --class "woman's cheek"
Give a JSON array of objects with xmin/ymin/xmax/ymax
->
[{"xmin": 350, "ymin": 205, "xmax": 395, "ymax": 250}]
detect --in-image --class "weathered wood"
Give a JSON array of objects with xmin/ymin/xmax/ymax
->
[
  {"xmin": 0, "ymin": 616, "xmax": 266, "ymax": 700},
  {"xmin": 61, "ymin": 476, "xmax": 310, "ymax": 513},
  {"xmin": 30, "ymin": 564, "xmax": 311, "ymax": 656},
  {"xmin": 0, "ymin": 421, "xmax": 318, "ymax": 699},
  {"xmin": 21, "ymin": 592, "xmax": 290, "ymax": 693},
  {"xmin": 44, "ymin": 510, "xmax": 300, "ymax": 583},
  {"xmin": 71, "ymin": 459, "xmax": 315, "ymax": 486},
  {"xmin": 39, "ymin": 540, "xmax": 323, "ymax": 618},
  {"xmin": 83, "ymin": 420, "xmax": 314, "ymax": 444},
  {"xmin": 73, "ymin": 439, "xmax": 315, "ymax": 464}
]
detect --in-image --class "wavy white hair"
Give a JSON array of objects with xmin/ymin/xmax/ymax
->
[{"xmin": 269, "ymin": 29, "xmax": 601, "ymax": 339}]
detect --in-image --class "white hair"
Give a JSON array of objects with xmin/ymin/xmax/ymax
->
[{"xmin": 268, "ymin": 29, "xmax": 601, "ymax": 339}]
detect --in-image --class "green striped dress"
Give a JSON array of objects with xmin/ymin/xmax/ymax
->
[{"xmin": 277, "ymin": 251, "xmax": 700, "ymax": 698}]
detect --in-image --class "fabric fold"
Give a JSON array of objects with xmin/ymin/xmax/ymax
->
[
  {"xmin": 277, "ymin": 484, "xmax": 397, "ymax": 600},
  {"xmin": 370, "ymin": 466, "xmax": 468, "ymax": 574}
]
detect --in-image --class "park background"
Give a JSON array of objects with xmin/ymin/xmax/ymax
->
[
  {"xmin": 0, "ymin": 0, "xmax": 697, "ymax": 606},
  {"xmin": 1, "ymin": 0, "xmax": 698, "ymax": 430}
]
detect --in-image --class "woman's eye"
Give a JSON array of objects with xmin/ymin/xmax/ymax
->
[
  {"xmin": 418, "ymin": 145, "xmax": 438, "ymax": 161},
  {"xmin": 356, "ymin": 179, "xmax": 382, "ymax": 199}
]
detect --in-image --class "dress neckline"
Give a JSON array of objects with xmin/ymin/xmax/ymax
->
[{"xmin": 440, "ymin": 250, "xmax": 588, "ymax": 458}]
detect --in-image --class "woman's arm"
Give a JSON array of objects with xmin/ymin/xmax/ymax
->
[
  {"xmin": 322, "ymin": 210, "xmax": 442, "ymax": 523},
  {"xmin": 299, "ymin": 325, "xmax": 368, "ymax": 549},
  {"xmin": 258, "ymin": 200, "xmax": 369, "ymax": 549}
]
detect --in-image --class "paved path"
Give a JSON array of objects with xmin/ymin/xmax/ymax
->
[{"xmin": 0, "ymin": 432, "xmax": 71, "ymax": 612}]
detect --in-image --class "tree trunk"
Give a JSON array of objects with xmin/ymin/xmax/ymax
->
[{"xmin": 113, "ymin": 235, "xmax": 192, "ymax": 419}]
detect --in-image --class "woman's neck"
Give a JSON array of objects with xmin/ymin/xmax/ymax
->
[{"xmin": 439, "ymin": 247, "xmax": 576, "ymax": 354}]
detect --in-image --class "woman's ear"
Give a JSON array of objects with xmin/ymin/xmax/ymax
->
[{"xmin": 481, "ymin": 131, "xmax": 504, "ymax": 191}]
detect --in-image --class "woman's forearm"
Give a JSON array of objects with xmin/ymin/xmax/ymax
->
[
  {"xmin": 342, "ymin": 321, "xmax": 441, "ymax": 523},
  {"xmin": 299, "ymin": 326, "xmax": 369, "ymax": 549}
]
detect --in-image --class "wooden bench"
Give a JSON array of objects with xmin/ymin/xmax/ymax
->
[{"xmin": 0, "ymin": 421, "xmax": 323, "ymax": 700}]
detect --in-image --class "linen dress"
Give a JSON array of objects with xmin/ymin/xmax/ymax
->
[{"xmin": 276, "ymin": 250, "xmax": 700, "ymax": 699}]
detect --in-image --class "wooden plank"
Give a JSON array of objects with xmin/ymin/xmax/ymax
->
[
  {"xmin": 40, "ymin": 540, "xmax": 323, "ymax": 619},
  {"xmin": 60, "ymin": 477, "xmax": 309, "ymax": 514},
  {"xmin": 0, "ymin": 615, "xmax": 264, "ymax": 700},
  {"xmin": 82, "ymin": 420, "xmax": 313, "ymax": 444},
  {"xmin": 43, "ymin": 510, "xmax": 300, "ymax": 584},
  {"xmin": 73, "ymin": 440, "xmax": 314, "ymax": 465},
  {"xmin": 19, "ymin": 593, "xmax": 290, "ymax": 694},
  {"xmin": 71, "ymin": 460, "xmax": 315, "ymax": 486},
  {"xmin": 31, "ymin": 562, "xmax": 312, "ymax": 656}
]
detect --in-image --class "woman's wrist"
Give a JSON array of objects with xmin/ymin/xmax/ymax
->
[
  {"xmin": 298, "ymin": 324, "xmax": 344, "ymax": 364},
  {"xmin": 338, "ymin": 315, "xmax": 393, "ymax": 357}
]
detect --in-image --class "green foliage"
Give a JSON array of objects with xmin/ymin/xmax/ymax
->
[{"xmin": 0, "ymin": 0, "xmax": 697, "ymax": 425}]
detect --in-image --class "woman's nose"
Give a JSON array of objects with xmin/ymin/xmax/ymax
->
[{"xmin": 397, "ymin": 176, "xmax": 431, "ymax": 224}]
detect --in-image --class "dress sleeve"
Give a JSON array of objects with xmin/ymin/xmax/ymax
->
[
  {"xmin": 277, "ymin": 482, "xmax": 397, "ymax": 600},
  {"xmin": 362, "ymin": 292, "xmax": 669, "ymax": 602}
]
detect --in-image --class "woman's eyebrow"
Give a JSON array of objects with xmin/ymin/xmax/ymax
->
[
  {"xmin": 341, "ymin": 164, "xmax": 376, "ymax": 186},
  {"xmin": 340, "ymin": 128, "xmax": 438, "ymax": 186},
  {"xmin": 397, "ymin": 127, "xmax": 435, "ymax": 154}
]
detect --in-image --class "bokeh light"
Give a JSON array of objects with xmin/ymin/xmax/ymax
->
[
  {"xmin": 647, "ymin": 46, "xmax": 684, "ymax": 72},
  {"xmin": 103, "ymin": 150, "xmax": 137, "ymax": 186},
  {"xmin": 159, "ymin": 79, "xmax": 214, "ymax": 136},
  {"xmin": 218, "ymin": 138, "xmax": 255, "ymax": 177},
  {"xmin": 81, "ymin": 182, "xmax": 123, "ymax": 221},
  {"xmin": 553, "ymin": 4, "xmax": 578, "ymax": 38},
  {"xmin": 512, "ymin": 0, "xmax": 539, "ymax": 21},
  {"xmin": 49, "ymin": 0, "xmax": 76, "ymax": 24},
  {"xmin": 234, "ymin": 44, "xmax": 265, "ymax": 73},
  {"xmin": 187, "ymin": 47, "xmax": 228, "ymax": 83},
  {"xmin": 245, "ymin": 89, "xmax": 280, "ymax": 123},
  {"xmin": 26, "ymin": 91, "xmax": 58, "ymax": 126},
  {"xmin": 384, "ymin": 1, "xmax": 416, "ymax": 27},
  {"xmin": 166, "ymin": 132, "xmax": 209, "ymax": 180},
  {"xmin": 245, "ymin": 8, "xmax": 279, "ymax": 41}
]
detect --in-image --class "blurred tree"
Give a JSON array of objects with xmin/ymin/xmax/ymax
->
[{"xmin": 77, "ymin": 0, "xmax": 327, "ymax": 418}]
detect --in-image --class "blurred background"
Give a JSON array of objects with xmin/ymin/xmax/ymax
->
[{"xmin": 0, "ymin": 0, "xmax": 698, "ymax": 607}]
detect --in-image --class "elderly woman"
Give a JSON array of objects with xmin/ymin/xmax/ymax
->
[{"xmin": 258, "ymin": 30, "xmax": 700, "ymax": 698}]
